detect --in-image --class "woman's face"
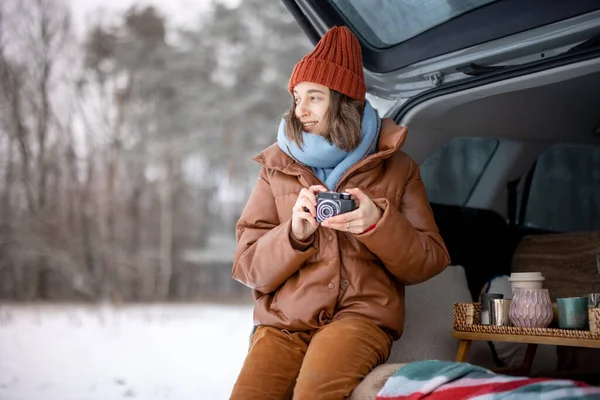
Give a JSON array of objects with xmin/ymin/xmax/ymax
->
[{"xmin": 293, "ymin": 82, "xmax": 330, "ymax": 135}]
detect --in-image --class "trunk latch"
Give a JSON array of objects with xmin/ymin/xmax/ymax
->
[{"xmin": 424, "ymin": 72, "xmax": 444, "ymax": 87}]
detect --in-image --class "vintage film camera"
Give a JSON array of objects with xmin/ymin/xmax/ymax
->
[{"xmin": 316, "ymin": 191, "xmax": 356, "ymax": 223}]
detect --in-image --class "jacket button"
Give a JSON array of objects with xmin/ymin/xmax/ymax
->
[
  {"xmin": 327, "ymin": 282, "xmax": 335, "ymax": 290},
  {"xmin": 342, "ymin": 280, "xmax": 349, "ymax": 287},
  {"xmin": 327, "ymin": 234, "xmax": 333, "ymax": 241}
]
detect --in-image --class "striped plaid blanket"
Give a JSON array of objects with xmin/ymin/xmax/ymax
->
[{"xmin": 376, "ymin": 360, "xmax": 600, "ymax": 399}]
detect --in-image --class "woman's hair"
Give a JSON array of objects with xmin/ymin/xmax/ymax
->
[{"xmin": 284, "ymin": 89, "xmax": 364, "ymax": 152}]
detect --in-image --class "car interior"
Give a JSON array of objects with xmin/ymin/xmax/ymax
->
[{"xmin": 397, "ymin": 58, "xmax": 600, "ymax": 299}]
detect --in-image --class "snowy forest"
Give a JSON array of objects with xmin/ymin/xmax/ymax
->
[{"xmin": 0, "ymin": 0, "xmax": 312, "ymax": 302}]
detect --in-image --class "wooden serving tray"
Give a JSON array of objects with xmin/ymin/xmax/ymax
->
[{"xmin": 453, "ymin": 302, "xmax": 600, "ymax": 340}]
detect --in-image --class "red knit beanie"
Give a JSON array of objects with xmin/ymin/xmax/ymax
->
[{"xmin": 289, "ymin": 26, "xmax": 366, "ymax": 103}]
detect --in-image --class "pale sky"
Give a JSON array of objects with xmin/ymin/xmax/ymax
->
[{"xmin": 68, "ymin": 0, "xmax": 237, "ymax": 37}]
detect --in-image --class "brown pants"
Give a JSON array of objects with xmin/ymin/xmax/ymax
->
[{"xmin": 230, "ymin": 317, "xmax": 392, "ymax": 400}]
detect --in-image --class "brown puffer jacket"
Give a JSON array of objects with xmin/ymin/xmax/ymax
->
[{"xmin": 232, "ymin": 119, "xmax": 450, "ymax": 339}]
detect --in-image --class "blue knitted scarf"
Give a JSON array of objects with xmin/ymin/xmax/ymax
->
[{"xmin": 277, "ymin": 100, "xmax": 380, "ymax": 190}]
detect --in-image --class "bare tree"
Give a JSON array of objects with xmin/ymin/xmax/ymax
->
[
  {"xmin": 0, "ymin": 49, "xmax": 36, "ymax": 212},
  {"xmin": 0, "ymin": 0, "xmax": 310, "ymax": 302},
  {"xmin": 31, "ymin": 0, "xmax": 70, "ymax": 209},
  {"xmin": 0, "ymin": 0, "xmax": 83, "ymax": 299}
]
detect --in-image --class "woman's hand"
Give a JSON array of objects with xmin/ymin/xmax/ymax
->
[
  {"xmin": 321, "ymin": 188, "xmax": 381, "ymax": 234},
  {"xmin": 291, "ymin": 185, "xmax": 328, "ymax": 241}
]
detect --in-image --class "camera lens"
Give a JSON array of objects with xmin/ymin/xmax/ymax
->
[{"xmin": 317, "ymin": 199, "xmax": 340, "ymax": 222}]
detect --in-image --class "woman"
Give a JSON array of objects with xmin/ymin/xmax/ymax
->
[{"xmin": 231, "ymin": 26, "xmax": 450, "ymax": 400}]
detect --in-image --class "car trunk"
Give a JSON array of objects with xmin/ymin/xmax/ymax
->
[
  {"xmin": 388, "ymin": 56, "xmax": 600, "ymax": 298},
  {"xmin": 395, "ymin": 57, "xmax": 600, "ymax": 165}
]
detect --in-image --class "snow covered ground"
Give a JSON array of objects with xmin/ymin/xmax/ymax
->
[{"xmin": 0, "ymin": 303, "xmax": 254, "ymax": 400}]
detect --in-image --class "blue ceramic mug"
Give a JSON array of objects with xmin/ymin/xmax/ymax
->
[{"xmin": 557, "ymin": 297, "xmax": 589, "ymax": 329}]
